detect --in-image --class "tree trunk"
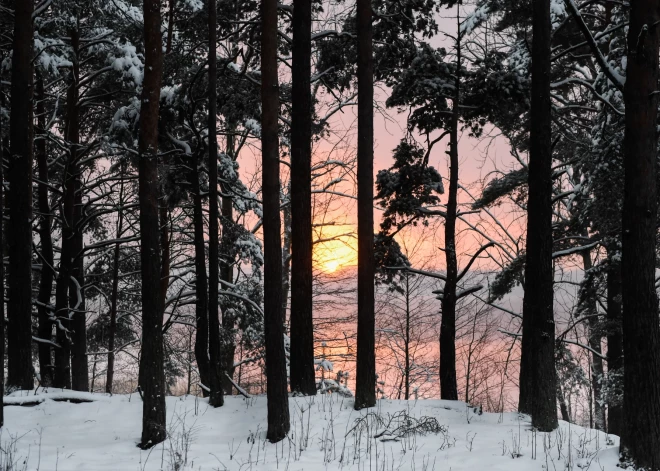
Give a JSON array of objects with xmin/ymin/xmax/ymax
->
[
  {"xmin": 281, "ymin": 192, "xmax": 291, "ymax": 324},
  {"xmin": 70, "ymin": 174, "xmax": 88, "ymax": 392},
  {"xmin": 36, "ymin": 74, "xmax": 54, "ymax": 388},
  {"xmin": 605, "ymin": 249, "xmax": 623, "ymax": 436},
  {"xmin": 159, "ymin": 205, "xmax": 170, "ymax": 315},
  {"xmin": 620, "ymin": 1, "xmax": 660, "ymax": 466},
  {"xmin": 289, "ymin": 0, "xmax": 316, "ymax": 396},
  {"xmin": 440, "ymin": 17, "xmax": 460, "ymax": 402},
  {"xmin": 262, "ymin": 0, "xmax": 290, "ymax": 441},
  {"xmin": 191, "ymin": 153, "xmax": 210, "ymax": 395},
  {"xmin": 518, "ymin": 0, "xmax": 558, "ymax": 432},
  {"xmin": 354, "ymin": 0, "xmax": 376, "ymax": 411},
  {"xmin": 207, "ymin": 0, "xmax": 224, "ymax": 408},
  {"xmin": 220, "ymin": 141, "xmax": 236, "ymax": 395},
  {"xmin": 7, "ymin": 0, "xmax": 35, "ymax": 392},
  {"xmin": 1, "ymin": 96, "xmax": 6, "ymax": 425},
  {"xmin": 106, "ymin": 163, "xmax": 126, "ymax": 394},
  {"xmin": 54, "ymin": 30, "xmax": 81, "ymax": 390},
  {"xmin": 580, "ymin": 251, "xmax": 605, "ymax": 430},
  {"xmin": 404, "ymin": 274, "xmax": 410, "ymax": 400},
  {"xmin": 138, "ymin": 0, "xmax": 166, "ymax": 448}
]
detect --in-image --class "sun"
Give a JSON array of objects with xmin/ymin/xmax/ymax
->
[
  {"xmin": 322, "ymin": 259, "xmax": 341, "ymax": 273},
  {"xmin": 313, "ymin": 226, "xmax": 357, "ymax": 274}
]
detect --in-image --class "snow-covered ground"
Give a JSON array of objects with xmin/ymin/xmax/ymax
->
[{"xmin": 1, "ymin": 390, "xmax": 620, "ymax": 470}]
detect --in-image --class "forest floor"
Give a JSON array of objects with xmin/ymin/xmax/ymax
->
[{"xmin": 0, "ymin": 390, "xmax": 620, "ymax": 470}]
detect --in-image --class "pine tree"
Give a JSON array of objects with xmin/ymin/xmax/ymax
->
[
  {"xmin": 517, "ymin": 0, "xmax": 558, "ymax": 431},
  {"xmin": 207, "ymin": 0, "xmax": 224, "ymax": 408},
  {"xmin": 138, "ymin": 0, "xmax": 167, "ymax": 449},
  {"xmin": 620, "ymin": 0, "xmax": 660, "ymax": 466},
  {"xmin": 262, "ymin": 0, "xmax": 291, "ymax": 441},
  {"xmin": 354, "ymin": 0, "xmax": 376, "ymax": 411},
  {"xmin": 289, "ymin": 0, "xmax": 316, "ymax": 396},
  {"xmin": 7, "ymin": 0, "xmax": 35, "ymax": 392}
]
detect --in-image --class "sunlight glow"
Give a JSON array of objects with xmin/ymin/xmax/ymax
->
[{"xmin": 313, "ymin": 225, "xmax": 357, "ymax": 274}]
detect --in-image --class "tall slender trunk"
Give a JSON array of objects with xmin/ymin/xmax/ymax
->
[
  {"xmin": 262, "ymin": 0, "xmax": 290, "ymax": 441},
  {"xmin": 159, "ymin": 205, "xmax": 170, "ymax": 312},
  {"xmin": 440, "ymin": 15, "xmax": 460, "ymax": 401},
  {"xmin": 281, "ymin": 198, "xmax": 291, "ymax": 324},
  {"xmin": 1, "ymin": 95, "xmax": 6, "ymax": 425},
  {"xmin": 207, "ymin": 0, "xmax": 224, "ymax": 408},
  {"xmin": 106, "ymin": 163, "xmax": 126, "ymax": 394},
  {"xmin": 518, "ymin": 0, "xmax": 558, "ymax": 431},
  {"xmin": 620, "ymin": 0, "xmax": 660, "ymax": 465},
  {"xmin": 70, "ymin": 175, "xmax": 88, "ymax": 391},
  {"xmin": 404, "ymin": 274, "xmax": 410, "ymax": 400},
  {"xmin": 605, "ymin": 248, "xmax": 623, "ymax": 436},
  {"xmin": 221, "ymin": 133, "xmax": 236, "ymax": 395},
  {"xmin": 7, "ymin": 0, "xmax": 35, "ymax": 391},
  {"xmin": 191, "ymin": 153, "xmax": 210, "ymax": 394},
  {"xmin": 160, "ymin": 0, "xmax": 175, "ymax": 310},
  {"xmin": 289, "ymin": 0, "xmax": 316, "ymax": 396},
  {"xmin": 166, "ymin": 0, "xmax": 177, "ymax": 54},
  {"xmin": 138, "ymin": 0, "xmax": 166, "ymax": 448},
  {"xmin": 354, "ymin": 0, "xmax": 376, "ymax": 411},
  {"xmin": 54, "ymin": 29, "xmax": 81, "ymax": 390},
  {"xmin": 580, "ymin": 251, "xmax": 605, "ymax": 430},
  {"xmin": 36, "ymin": 74, "xmax": 54, "ymax": 387},
  {"xmin": 558, "ymin": 384, "xmax": 571, "ymax": 422}
]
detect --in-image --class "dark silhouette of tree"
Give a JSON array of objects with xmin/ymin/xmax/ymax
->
[
  {"xmin": 106, "ymin": 162, "xmax": 127, "ymax": 394},
  {"xmin": 517, "ymin": 0, "xmax": 558, "ymax": 431},
  {"xmin": 192, "ymin": 152, "xmax": 211, "ymax": 395},
  {"xmin": 35, "ymin": 74, "xmax": 54, "ymax": 388},
  {"xmin": 620, "ymin": 0, "xmax": 660, "ymax": 466},
  {"xmin": 354, "ymin": 0, "xmax": 376, "ymax": 411},
  {"xmin": 207, "ymin": 0, "xmax": 224, "ymax": 408},
  {"xmin": 439, "ymin": 12, "xmax": 461, "ymax": 401},
  {"xmin": 262, "ymin": 0, "xmax": 290, "ymax": 441},
  {"xmin": 289, "ymin": 0, "xmax": 316, "ymax": 396},
  {"xmin": 138, "ymin": 0, "xmax": 167, "ymax": 449},
  {"xmin": 7, "ymin": 0, "xmax": 35, "ymax": 392}
]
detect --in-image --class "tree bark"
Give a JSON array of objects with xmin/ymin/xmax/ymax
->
[
  {"xmin": 1, "ymin": 96, "xmax": 6, "ymax": 425},
  {"xmin": 106, "ymin": 162, "xmax": 126, "ymax": 394},
  {"xmin": 138, "ymin": 0, "xmax": 167, "ymax": 448},
  {"xmin": 207, "ymin": 0, "xmax": 224, "ymax": 408},
  {"xmin": 191, "ymin": 152, "xmax": 210, "ymax": 395},
  {"xmin": 580, "ymin": 251, "xmax": 605, "ymax": 430},
  {"xmin": 70, "ymin": 175, "xmax": 88, "ymax": 392},
  {"xmin": 354, "ymin": 0, "xmax": 376, "ymax": 411},
  {"xmin": 54, "ymin": 29, "xmax": 81, "ymax": 390},
  {"xmin": 36, "ymin": 74, "xmax": 54, "ymax": 387},
  {"xmin": 7, "ymin": 0, "xmax": 35, "ymax": 391},
  {"xmin": 221, "ymin": 133, "xmax": 236, "ymax": 395},
  {"xmin": 404, "ymin": 274, "xmax": 410, "ymax": 400},
  {"xmin": 262, "ymin": 0, "xmax": 290, "ymax": 441},
  {"xmin": 289, "ymin": 0, "xmax": 316, "ymax": 396},
  {"xmin": 518, "ymin": 0, "xmax": 558, "ymax": 431},
  {"xmin": 620, "ymin": 0, "xmax": 660, "ymax": 466},
  {"xmin": 605, "ymin": 249, "xmax": 623, "ymax": 436},
  {"xmin": 440, "ymin": 17, "xmax": 460, "ymax": 402}
]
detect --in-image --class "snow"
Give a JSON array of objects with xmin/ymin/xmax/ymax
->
[{"xmin": 1, "ymin": 391, "xmax": 621, "ymax": 470}]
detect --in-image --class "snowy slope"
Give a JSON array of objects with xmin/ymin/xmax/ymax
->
[{"xmin": 1, "ymin": 390, "xmax": 620, "ymax": 470}]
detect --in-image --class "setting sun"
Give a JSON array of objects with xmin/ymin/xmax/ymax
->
[{"xmin": 313, "ymin": 225, "xmax": 357, "ymax": 274}]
